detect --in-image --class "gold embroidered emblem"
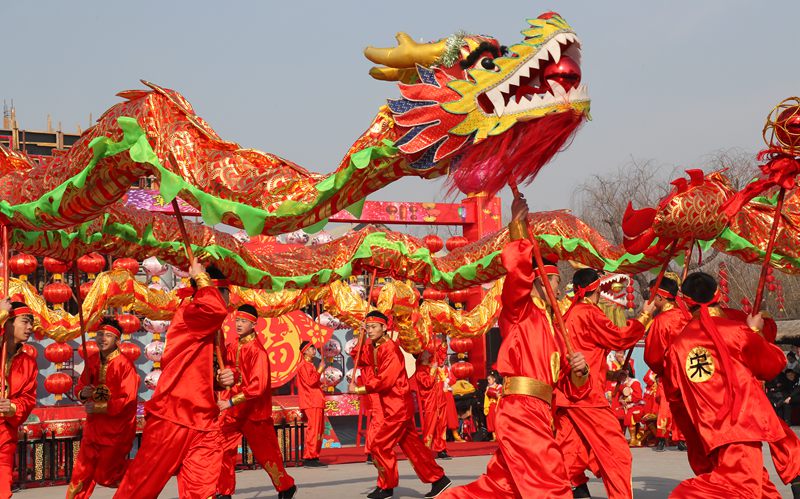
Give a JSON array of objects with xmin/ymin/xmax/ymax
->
[
  {"xmin": 264, "ymin": 461, "xmax": 285, "ymax": 483},
  {"xmin": 685, "ymin": 346, "xmax": 715, "ymax": 383}
]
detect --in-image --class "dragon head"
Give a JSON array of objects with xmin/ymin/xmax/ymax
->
[{"xmin": 366, "ymin": 12, "xmax": 590, "ymax": 194}]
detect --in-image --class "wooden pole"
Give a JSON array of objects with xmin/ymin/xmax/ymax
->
[
  {"xmin": 0, "ymin": 225, "xmax": 8, "ymax": 397},
  {"xmin": 352, "ymin": 270, "xmax": 378, "ymax": 374},
  {"xmin": 73, "ymin": 266, "xmax": 90, "ymax": 364},
  {"xmin": 753, "ymin": 187, "xmax": 786, "ymax": 312}
]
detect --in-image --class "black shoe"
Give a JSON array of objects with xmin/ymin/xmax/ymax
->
[
  {"xmin": 216, "ymin": 495, "xmax": 232, "ymax": 499},
  {"xmin": 279, "ymin": 485, "xmax": 297, "ymax": 499},
  {"xmin": 572, "ymin": 482, "xmax": 591, "ymax": 498},
  {"xmin": 655, "ymin": 438, "xmax": 666, "ymax": 452},
  {"xmin": 303, "ymin": 458, "xmax": 326, "ymax": 467},
  {"xmin": 366, "ymin": 453, "xmax": 373, "ymax": 464},
  {"xmin": 677, "ymin": 440, "xmax": 688, "ymax": 451},
  {"xmin": 367, "ymin": 487, "xmax": 393, "ymax": 499},
  {"xmin": 791, "ymin": 475, "xmax": 800, "ymax": 499},
  {"xmin": 436, "ymin": 450, "xmax": 451, "ymax": 460},
  {"xmin": 424, "ymin": 476, "xmax": 452, "ymax": 498}
]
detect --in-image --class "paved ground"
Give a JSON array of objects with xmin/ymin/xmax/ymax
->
[{"xmin": 18, "ymin": 444, "xmax": 794, "ymax": 498}]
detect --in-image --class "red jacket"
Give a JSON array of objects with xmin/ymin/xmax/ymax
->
[
  {"xmin": 221, "ymin": 332, "xmax": 272, "ymax": 422},
  {"xmin": 554, "ymin": 300, "xmax": 645, "ymax": 408},
  {"xmin": 644, "ymin": 305, "xmax": 689, "ymax": 377},
  {"xmin": 415, "ymin": 361, "xmax": 445, "ymax": 417},
  {"xmin": 77, "ymin": 349, "xmax": 139, "ymax": 446},
  {"xmin": 358, "ymin": 336, "xmax": 414, "ymax": 421},
  {"xmin": 297, "ymin": 358, "xmax": 324, "ymax": 410},
  {"xmin": 497, "ymin": 239, "xmax": 587, "ymax": 399},
  {"xmin": 146, "ymin": 285, "xmax": 228, "ymax": 431},
  {"xmin": 1, "ymin": 345, "xmax": 37, "ymax": 431},
  {"xmin": 666, "ymin": 307, "xmax": 786, "ymax": 453}
]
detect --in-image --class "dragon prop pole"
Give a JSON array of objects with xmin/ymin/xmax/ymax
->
[
  {"xmin": 752, "ymin": 187, "xmax": 787, "ymax": 312},
  {"xmin": 0, "ymin": 225, "xmax": 7, "ymax": 396},
  {"xmin": 508, "ymin": 180, "xmax": 574, "ymax": 356},
  {"xmin": 170, "ymin": 196, "xmax": 225, "ymax": 369},
  {"xmin": 681, "ymin": 241, "xmax": 694, "ymax": 283},
  {"xmin": 352, "ymin": 269, "xmax": 379, "ymax": 377},
  {"xmin": 73, "ymin": 265, "xmax": 90, "ymax": 365}
]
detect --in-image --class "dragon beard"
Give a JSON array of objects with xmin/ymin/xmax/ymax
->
[{"xmin": 446, "ymin": 110, "xmax": 586, "ymax": 197}]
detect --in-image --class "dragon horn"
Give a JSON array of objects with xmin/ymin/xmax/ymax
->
[{"xmin": 364, "ymin": 32, "xmax": 447, "ymax": 69}]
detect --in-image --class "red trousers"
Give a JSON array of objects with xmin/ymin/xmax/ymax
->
[
  {"xmin": 302, "ymin": 407, "xmax": 324, "ymax": 460},
  {"xmin": 365, "ymin": 394, "xmax": 383, "ymax": 455},
  {"xmin": 441, "ymin": 396, "xmax": 572, "ymax": 499},
  {"xmin": 768, "ymin": 419, "xmax": 800, "ymax": 485},
  {"xmin": 114, "ymin": 416, "xmax": 222, "ymax": 499},
  {"xmin": 0, "ymin": 428, "xmax": 16, "ymax": 499},
  {"xmin": 67, "ymin": 436, "xmax": 132, "ymax": 499},
  {"xmin": 421, "ymin": 407, "xmax": 447, "ymax": 453},
  {"xmin": 370, "ymin": 417, "xmax": 444, "ymax": 489},
  {"xmin": 670, "ymin": 442, "xmax": 780, "ymax": 498},
  {"xmin": 555, "ymin": 406, "xmax": 633, "ymax": 499},
  {"xmin": 444, "ymin": 392, "xmax": 459, "ymax": 430},
  {"xmin": 218, "ymin": 418, "xmax": 294, "ymax": 494}
]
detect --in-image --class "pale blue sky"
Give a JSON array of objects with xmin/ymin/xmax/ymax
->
[{"xmin": 5, "ymin": 1, "xmax": 800, "ymax": 214}]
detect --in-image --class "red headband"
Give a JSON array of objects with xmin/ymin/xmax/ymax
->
[
  {"xmin": 235, "ymin": 311, "xmax": 257, "ymax": 323},
  {"xmin": 574, "ymin": 278, "xmax": 601, "ymax": 299},
  {"xmin": 211, "ymin": 279, "xmax": 230, "ymax": 288},
  {"xmin": 301, "ymin": 342, "xmax": 315, "ymax": 354},
  {"xmin": 535, "ymin": 264, "xmax": 559, "ymax": 280},
  {"xmin": 654, "ymin": 288, "xmax": 677, "ymax": 300},
  {"xmin": 8, "ymin": 306, "xmax": 32, "ymax": 319},
  {"xmin": 681, "ymin": 289, "xmax": 721, "ymax": 308},
  {"xmin": 365, "ymin": 316, "xmax": 389, "ymax": 327},
  {"xmin": 99, "ymin": 324, "xmax": 121, "ymax": 338}
]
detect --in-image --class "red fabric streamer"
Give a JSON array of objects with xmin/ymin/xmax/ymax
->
[
  {"xmin": 447, "ymin": 111, "xmax": 585, "ymax": 197},
  {"xmin": 721, "ymin": 149, "xmax": 800, "ymax": 218}
]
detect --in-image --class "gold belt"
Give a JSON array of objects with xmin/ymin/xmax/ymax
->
[{"xmin": 502, "ymin": 376, "xmax": 553, "ymax": 405}]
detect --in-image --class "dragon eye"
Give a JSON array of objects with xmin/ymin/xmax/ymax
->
[{"xmin": 479, "ymin": 57, "xmax": 500, "ymax": 72}]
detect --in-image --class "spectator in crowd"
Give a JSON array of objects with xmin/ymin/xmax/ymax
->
[{"xmin": 787, "ymin": 352, "xmax": 799, "ymax": 373}]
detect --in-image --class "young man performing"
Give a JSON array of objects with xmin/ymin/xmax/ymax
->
[
  {"xmin": 296, "ymin": 339, "xmax": 326, "ymax": 468},
  {"xmin": 441, "ymin": 195, "xmax": 590, "ymax": 499},
  {"xmin": 0, "ymin": 299, "xmax": 36, "ymax": 499},
  {"xmin": 349, "ymin": 311, "xmax": 451, "ymax": 499},
  {"xmin": 68, "ymin": 317, "xmax": 140, "ymax": 499},
  {"xmin": 666, "ymin": 272, "xmax": 788, "ymax": 497},
  {"xmin": 554, "ymin": 267, "xmax": 654, "ymax": 499},
  {"xmin": 217, "ymin": 304, "xmax": 296, "ymax": 499},
  {"xmin": 115, "ymin": 263, "xmax": 235, "ymax": 499}
]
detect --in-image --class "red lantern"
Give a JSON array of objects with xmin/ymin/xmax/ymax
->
[
  {"xmin": 43, "ymin": 282, "xmax": 72, "ymax": 310},
  {"xmin": 768, "ymin": 283, "xmax": 777, "ymax": 292},
  {"xmin": 43, "ymin": 257, "xmax": 69, "ymax": 279},
  {"xmin": 448, "ymin": 288, "xmax": 471, "ymax": 304},
  {"xmin": 741, "ymin": 297, "xmax": 752, "ymax": 315},
  {"xmin": 79, "ymin": 281, "xmax": 94, "ymax": 301},
  {"xmin": 451, "ymin": 361, "xmax": 474, "ymax": 380},
  {"xmin": 445, "ymin": 236, "xmax": 469, "ymax": 253},
  {"xmin": 45, "ymin": 372, "xmax": 73, "ymax": 401},
  {"xmin": 119, "ymin": 342, "xmax": 141, "ymax": 362},
  {"xmin": 77, "ymin": 253, "xmax": 106, "ymax": 279},
  {"xmin": 117, "ymin": 314, "xmax": 142, "ymax": 340},
  {"xmin": 78, "ymin": 341, "xmax": 99, "ymax": 359},
  {"xmin": 422, "ymin": 234, "xmax": 444, "ymax": 254},
  {"xmin": 112, "ymin": 258, "xmax": 139, "ymax": 275},
  {"xmin": 422, "ymin": 288, "xmax": 447, "ymax": 301},
  {"xmin": 450, "ymin": 337, "xmax": 473, "ymax": 355},
  {"xmin": 8, "ymin": 253, "xmax": 37, "ymax": 280},
  {"xmin": 45, "ymin": 342, "xmax": 73, "ymax": 369}
]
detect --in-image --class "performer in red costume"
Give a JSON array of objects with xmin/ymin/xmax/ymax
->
[
  {"xmin": 349, "ymin": 311, "xmax": 451, "ymax": 499},
  {"xmin": 297, "ymin": 339, "xmax": 326, "ymax": 467},
  {"xmin": 415, "ymin": 346, "xmax": 449, "ymax": 458},
  {"xmin": 0, "ymin": 299, "xmax": 36, "ymax": 499},
  {"xmin": 216, "ymin": 304, "xmax": 297, "ymax": 499},
  {"xmin": 68, "ymin": 318, "xmax": 140, "ymax": 499},
  {"xmin": 441, "ymin": 195, "xmax": 590, "ymax": 499},
  {"xmin": 642, "ymin": 276, "xmax": 691, "ymax": 453},
  {"xmin": 554, "ymin": 267, "xmax": 654, "ymax": 499},
  {"xmin": 609, "ymin": 369, "xmax": 645, "ymax": 446},
  {"xmin": 115, "ymin": 263, "xmax": 235, "ymax": 499},
  {"xmin": 666, "ymin": 272, "xmax": 791, "ymax": 498}
]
